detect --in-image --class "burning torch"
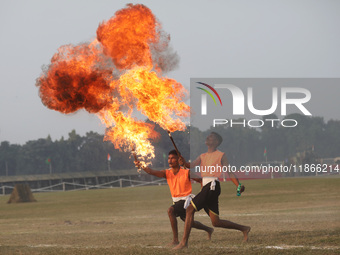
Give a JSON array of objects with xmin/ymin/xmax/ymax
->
[
  {"xmin": 167, "ymin": 130, "xmax": 188, "ymax": 169},
  {"xmin": 131, "ymin": 146, "xmax": 141, "ymax": 173}
]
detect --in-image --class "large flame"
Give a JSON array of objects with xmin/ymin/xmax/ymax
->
[
  {"xmin": 99, "ymin": 110, "xmax": 159, "ymax": 159},
  {"xmin": 36, "ymin": 42, "xmax": 113, "ymax": 114},
  {"xmin": 36, "ymin": 4, "xmax": 190, "ymax": 163},
  {"xmin": 119, "ymin": 67, "xmax": 190, "ymax": 132},
  {"xmin": 97, "ymin": 3, "xmax": 158, "ymax": 70}
]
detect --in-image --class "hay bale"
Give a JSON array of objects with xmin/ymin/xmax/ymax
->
[{"xmin": 7, "ymin": 184, "xmax": 37, "ymax": 203}]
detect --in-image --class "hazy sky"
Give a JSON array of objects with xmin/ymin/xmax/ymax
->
[{"xmin": 0, "ymin": 0, "xmax": 339, "ymax": 145}]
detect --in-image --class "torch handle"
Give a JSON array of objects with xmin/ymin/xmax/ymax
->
[
  {"xmin": 132, "ymin": 151, "xmax": 138, "ymax": 161},
  {"xmin": 167, "ymin": 131, "xmax": 181, "ymax": 156},
  {"xmin": 167, "ymin": 131, "xmax": 188, "ymax": 169}
]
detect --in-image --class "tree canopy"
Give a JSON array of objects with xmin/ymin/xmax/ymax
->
[{"xmin": 0, "ymin": 115, "xmax": 339, "ymax": 176}]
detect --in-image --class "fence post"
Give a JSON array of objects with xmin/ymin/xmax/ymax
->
[
  {"xmin": 63, "ymin": 182, "xmax": 65, "ymax": 192},
  {"xmin": 119, "ymin": 179, "xmax": 123, "ymax": 188}
]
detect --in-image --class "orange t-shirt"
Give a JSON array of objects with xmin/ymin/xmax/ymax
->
[
  {"xmin": 199, "ymin": 150, "xmax": 224, "ymax": 178},
  {"xmin": 165, "ymin": 167, "xmax": 192, "ymax": 198}
]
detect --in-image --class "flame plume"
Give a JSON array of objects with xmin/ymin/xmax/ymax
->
[
  {"xmin": 97, "ymin": 3, "xmax": 159, "ymax": 70},
  {"xmin": 118, "ymin": 67, "xmax": 190, "ymax": 132},
  {"xmin": 36, "ymin": 4, "xmax": 190, "ymax": 162},
  {"xmin": 36, "ymin": 42, "xmax": 113, "ymax": 114}
]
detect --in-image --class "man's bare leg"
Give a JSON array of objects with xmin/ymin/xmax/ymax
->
[
  {"xmin": 173, "ymin": 204, "xmax": 195, "ymax": 249},
  {"xmin": 167, "ymin": 207, "xmax": 179, "ymax": 245},
  {"xmin": 192, "ymin": 221, "xmax": 214, "ymax": 240},
  {"xmin": 209, "ymin": 211, "xmax": 251, "ymax": 242}
]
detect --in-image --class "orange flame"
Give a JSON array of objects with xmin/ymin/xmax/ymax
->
[
  {"xmin": 36, "ymin": 42, "xmax": 113, "ymax": 114},
  {"xmin": 118, "ymin": 67, "xmax": 190, "ymax": 132},
  {"xmin": 99, "ymin": 110, "xmax": 159, "ymax": 160},
  {"xmin": 97, "ymin": 3, "xmax": 158, "ymax": 70},
  {"xmin": 36, "ymin": 4, "xmax": 190, "ymax": 163}
]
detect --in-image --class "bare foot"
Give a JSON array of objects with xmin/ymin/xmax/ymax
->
[
  {"xmin": 173, "ymin": 242, "xmax": 187, "ymax": 250},
  {"xmin": 167, "ymin": 241, "xmax": 179, "ymax": 247},
  {"xmin": 207, "ymin": 227, "xmax": 214, "ymax": 240},
  {"xmin": 242, "ymin": 226, "xmax": 251, "ymax": 242}
]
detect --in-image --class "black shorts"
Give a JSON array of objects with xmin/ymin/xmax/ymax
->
[
  {"xmin": 172, "ymin": 199, "xmax": 211, "ymax": 221},
  {"xmin": 191, "ymin": 181, "xmax": 221, "ymax": 216},
  {"xmin": 172, "ymin": 200, "xmax": 187, "ymax": 221}
]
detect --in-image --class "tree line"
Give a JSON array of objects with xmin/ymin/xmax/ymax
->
[{"xmin": 0, "ymin": 114, "xmax": 339, "ymax": 176}]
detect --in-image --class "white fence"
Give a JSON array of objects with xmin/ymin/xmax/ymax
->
[{"xmin": 0, "ymin": 178, "xmax": 167, "ymax": 195}]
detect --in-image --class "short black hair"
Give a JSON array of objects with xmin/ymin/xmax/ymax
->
[
  {"xmin": 211, "ymin": 132, "xmax": 223, "ymax": 146},
  {"xmin": 168, "ymin": 150, "xmax": 178, "ymax": 156}
]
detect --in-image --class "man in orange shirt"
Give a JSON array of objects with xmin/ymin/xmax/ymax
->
[
  {"xmin": 135, "ymin": 150, "xmax": 213, "ymax": 246},
  {"xmin": 174, "ymin": 132, "xmax": 251, "ymax": 249}
]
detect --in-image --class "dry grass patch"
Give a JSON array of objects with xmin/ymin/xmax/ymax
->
[{"xmin": 0, "ymin": 177, "xmax": 339, "ymax": 254}]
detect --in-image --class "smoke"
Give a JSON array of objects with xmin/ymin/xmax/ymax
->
[{"xmin": 151, "ymin": 31, "xmax": 180, "ymax": 73}]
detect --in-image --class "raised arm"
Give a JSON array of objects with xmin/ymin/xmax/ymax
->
[{"xmin": 134, "ymin": 161, "xmax": 166, "ymax": 178}]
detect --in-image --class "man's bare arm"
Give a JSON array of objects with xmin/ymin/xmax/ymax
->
[
  {"xmin": 179, "ymin": 156, "xmax": 201, "ymax": 169},
  {"xmin": 188, "ymin": 172, "xmax": 202, "ymax": 185},
  {"xmin": 221, "ymin": 154, "xmax": 244, "ymax": 193},
  {"xmin": 191, "ymin": 177, "xmax": 202, "ymax": 183},
  {"xmin": 134, "ymin": 161, "xmax": 166, "ymax": 178}
]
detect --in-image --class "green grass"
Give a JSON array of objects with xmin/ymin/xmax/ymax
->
[{"xmin": 0, "ymin": 177, "xmax": 339, "ymax": 254}]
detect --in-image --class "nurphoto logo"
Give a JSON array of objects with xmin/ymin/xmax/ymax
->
[{"xmin": 193, "ymin": 79, "xmax": 313, "ymax": 129}]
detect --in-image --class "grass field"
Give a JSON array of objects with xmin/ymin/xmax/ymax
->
[{"xmin": 0, "ymin": 177, "xmax": 339, "ymax": 255}]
